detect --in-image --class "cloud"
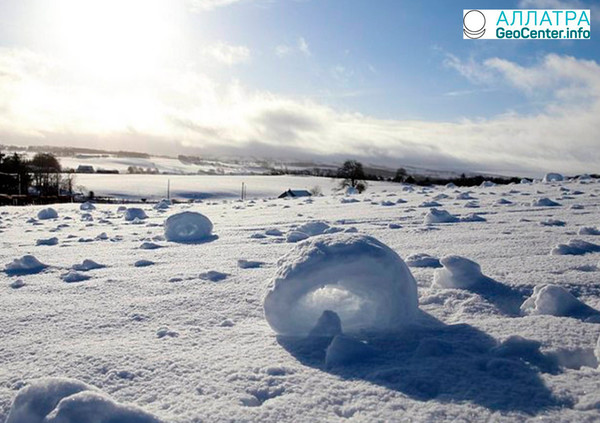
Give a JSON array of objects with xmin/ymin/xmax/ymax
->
[
  {"xmin": 298, "ymin": 37, "xmax": 311, "ymax": 56},
  {"xmin": 202, "ymin": 43, "xmax": 251, "ymax": 65},
  {"xmin": 275, "ymin": 45, "xmax": 292, "ymax": 57},
  {"xmin": 1, "ymin": 47, "xmax": 599, "ymax": 176},
  {"xmin": 275, "ymin": 37, "xmax": 312, "ymax": 59},
  {"xmin": 187, "ymin": 0, "xmax": 245, "ymax": 12}
]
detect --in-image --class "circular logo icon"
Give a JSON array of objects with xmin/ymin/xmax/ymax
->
[{"xmin": 463, "ymin": 10, "xmax": 486, "ymax": 39}]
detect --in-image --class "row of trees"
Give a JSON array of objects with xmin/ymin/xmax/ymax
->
[
  {"xmin": 336, "ymin": 160, "xmax": 522, "ymax": 193},
  {"xmin": 0, "ymin": 152, "xmax": 74, "ymax": 196}
]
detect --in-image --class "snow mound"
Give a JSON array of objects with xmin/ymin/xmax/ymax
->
[
  {"xmin": 139, "ymin": 242, "xmax": 163, "ymax": 250},
  {"xmin": 540, "ymin": 219, "xmax": 566, "ymax": 227},
  {"xmin": 295, "ymin": 221, "xmax": 330, "ymax": 236},
  {"xmin": 579, "ymin": 226, "xmax": 600, "ymax": 236},
  {"xmin": 495, "ymin": 198, "xmax": 513, "ymax": 205},
  {"xmin": 5, "ymin": 377, "xmax": 161, "ymax": 423},
  {"xmin": 265, "ymin": 228, "xmax": 283, "ymax": 236},
  {"xmin": 551, "ymin": 239, "xmax": 600, "ymax": 256},
  {"xmin": 460, "ymin": 213, "xmax": 486, "ymax": 222},
  {"xmin": 325, "ymin": 334, "xmax": 376, "ymax": 367},
  {"xmin": 238, "ymin": 259, "xmax": 264, "ymax": 269},
  {"xmin": 79, "ymin": 201, "xmax": 96, "ymax": 211},
  {"xmin": 456, "ymin": 192, "xmax": 475, "ymax": 200},
  {"xmin": 419, "ymin": 201, "xmax": 442, "ymax": 208},
  {"xmin": 124, "ymin": 208, "xmax": 148, "ymax": 221},
  {"xmin": 521, "ymin": 284, "xmax": 599, "ymax": 318},
  {"xmin": 406, "ymin": 253, "xmax": 441, "ymax": 268},
  {"xmin": 37, "ymin": 208, "xmax": 58, "ymax": 220},
  {"xmin": 134, "ymin": 260, "xmax": 155, "ymax": 267},
  {"xmin": 543, "ymin": 172, "xmax": 564, "ymax": 183},
  {"xmin": 164, "ymin": 211, "xmax": 213, "ymax": 243},
  {"xmin": 72, "ymin": 259, "xmax": 105, "ymax": 271},
  {"xmin": 308, "ymin": 310, "xmax": 342, "ymax": 337},
  {"xmin": 10, "ymin": 279, "xmax": 25, "ymax": 289},
  {"xmin": 424, "ymin": 208, "xmax": 459, "ymax": 224},
  {"xmin": 5, "ymin": 255, "xmax": 48, "ymax": 275},
  {"xmin": 480, "ymin": 181, "xmax": 496, "ymax": 188},
  {"xmin": 433, "ymin": 256, "xmax": 484, "ymax": 289},
  {"xmin": 286, "ymin": 231, "xmax": 309, "ymax": 243},
  {"xmin": 532, "ymin": 198, "xmax": 561, "ymax": 207},
  {"xmin": 36, "ymin": 237, "xmax": 59, "ymax": 246},
  {"xmin": 153, "ymin": 199, "xmax": 171, "ymax": 210},
  {"xmin": 264, "ymin": 234, "xmax": 419, "ymax": 336},
  {"xmin": 61, "ymin": 271, "xmax": 91, "ymax": 283}
]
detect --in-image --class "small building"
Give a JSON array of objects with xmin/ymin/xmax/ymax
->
[
  {"xmin": 76, "ymin": 165, "xmax": 95, "ymax": 173},
  {"xmin": 278, "ymin": 189, "xmax": 312, "ymax": 199}
]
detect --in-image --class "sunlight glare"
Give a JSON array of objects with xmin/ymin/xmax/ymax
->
[{"xmin": 51, "ymin": 0, "xmax": 176, "ymax": 79}]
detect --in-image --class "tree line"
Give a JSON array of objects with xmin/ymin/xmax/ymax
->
[{"xmin": 0, "ymin": 151, "xmax": 75, "ymax": 197}]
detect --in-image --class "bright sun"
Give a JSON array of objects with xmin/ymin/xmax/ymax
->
[{"xmin": 50, "ymin": 0, "xmax": 176, "ymax": 79}]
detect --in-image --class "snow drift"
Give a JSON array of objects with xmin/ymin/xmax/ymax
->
[
  {"xmin": 520, "ymin": 284, "xmax": 599, "ymax": 319},
  {"xmin": 5, "ymin": 255, "xmax": 48, "ymax": 275},
  {"xmin": 433, "ymin": 256, "xmax": 485, "ymax": 289},
  {"xmin": 424, "ymin": 208, "xmax": 459, "ymax": 224},
  {"xmin": 5, "ymin": 377, "xmax": 161, "ymax": 423},
  {"xmin": 164, "ymin": 211, "xmax": 213, "ymax": 242},
  {"xmin": 551, "ymin": 239, "xmax": 600, "ymax": 256},
  {"xmin": 264, "ymin": 234, "xmax": 419, "ymax": 336}
]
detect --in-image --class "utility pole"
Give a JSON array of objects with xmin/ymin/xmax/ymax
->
[
  {"xmin": 241, "ymin": 182, "xmax": 246, "ymax": 201},
  {"xmin": 167, "ymin": 179, "xmax": 171, "ymax": 200}
]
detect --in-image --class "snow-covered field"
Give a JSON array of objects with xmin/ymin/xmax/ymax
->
[
  {"xmin": 74, "ymin": 174, "xmax": 358, "ymax": 201},
  {"xmin": 1, "ymin": 177, "xmax": 600, "ymax": 422},
  {"xmin": 58, "ymin": 154, "xmax": 273, "ymax": 176}
]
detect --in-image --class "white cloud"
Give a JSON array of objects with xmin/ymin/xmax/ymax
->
[
  {"xmin": 187, "ymin": 0, "xmax": 245, "ymax": 12},
  {"xmin": 275, "ymin": 45, "xmax": 292, "ymax": 57},
  {"xmin": 274, "ymin": 37, "xmax": 311, "ymax": 59},
  {"xmin": 298, "ymin": 37, "xmax": 311, "ymax": 57},
  {"xmin": 1, "ymin": 47, "xmax": 599, "ymax": 176},
  {"xmin": 202, "ymin": 43, "xmax": 251, "ymax": 65}
]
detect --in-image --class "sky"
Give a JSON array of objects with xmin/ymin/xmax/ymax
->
[{"xmin": 0, "ymin": 0, "xmax": 598, "ymax": 176}]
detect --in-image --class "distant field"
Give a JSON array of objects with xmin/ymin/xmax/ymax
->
[{"xmin": 73, "ymin": 174, "xmax": 382, "ymax": 200}]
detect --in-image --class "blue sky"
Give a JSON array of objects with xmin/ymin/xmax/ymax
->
[{"xmin": 0, "ymin": 0, "xmax": 598, "ymax": 175}]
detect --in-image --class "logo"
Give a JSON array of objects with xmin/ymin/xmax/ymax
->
[
  {"xmin": 463, "ymin": 10, "xmax": 486, "ymax": 39},
  {"xmin": 463, "ymin": 9, "xmax": 590, "ymax": 40}
]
